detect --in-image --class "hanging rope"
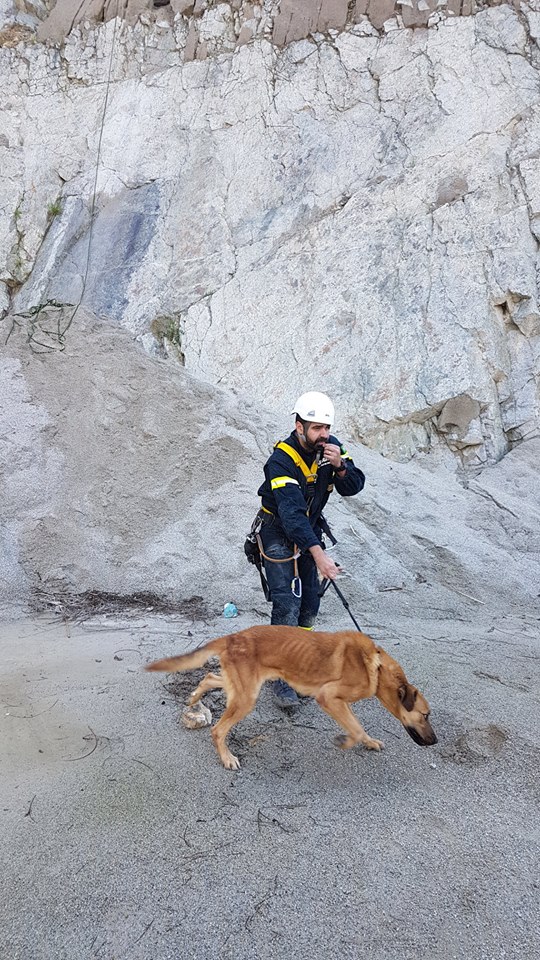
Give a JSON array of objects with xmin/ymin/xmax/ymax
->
[
  {"xmin": 7, "ymin": 2, "xmax": 120, "ymax": 353},
  {"xmin": 58, "ymin": 0, "xmax": 121, "ymax": 343}
]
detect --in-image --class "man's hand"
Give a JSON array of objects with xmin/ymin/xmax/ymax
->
[
  {"xmin": 322, "ymin": 443, "xmax": 345, "ymax": 471},
  {"xmin": 309, "ymin": 545, "xmax": 342, "ymax": 580}
]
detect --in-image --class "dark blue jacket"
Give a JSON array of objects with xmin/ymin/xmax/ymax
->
[{"xmin": 257, "ymin": 431, "xmax": 365, "ymax": 552}]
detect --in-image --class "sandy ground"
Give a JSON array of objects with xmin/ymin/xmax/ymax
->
[{"xmin": 1, "ymin": 601, "xmax": 539, "ymax": 960}]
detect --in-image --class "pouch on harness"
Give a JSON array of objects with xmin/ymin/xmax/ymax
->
[{"xmin": 243, "ymin": 511, "xmax": 271, "ymax": 601}]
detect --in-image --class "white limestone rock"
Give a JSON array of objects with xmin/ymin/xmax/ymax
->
[
  {"xmin": 0, "ymin": 281, "xmax": 9, "ymax": 315},
  {"xmin": 474, "ymin": 5, "xmax": 528, "ymax": 57},
  {"xmin": 181, "ymin": 702, "xmax": 212, "ymax": 728},
  {"xmin": 1, "ymin": 6, "xmax": 539, "ymax": 471}
]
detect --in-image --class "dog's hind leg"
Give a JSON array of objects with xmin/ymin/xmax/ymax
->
[
  {"xmin": 316, "ymin": 686, "xmax": 384, "ymax": 751},
  {"xmin": 188, "ymin": 672, "xmax": 224, "ymax": 706}
]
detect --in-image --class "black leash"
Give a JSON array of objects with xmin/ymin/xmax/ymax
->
[{"xmin": 319, "ymin": 577, "xmax": 363, "ymax": 632}]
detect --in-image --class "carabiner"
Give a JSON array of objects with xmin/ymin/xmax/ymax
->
[{"xmin": 291, "ymin": 576, "xmax": 302, "ymax": 598}]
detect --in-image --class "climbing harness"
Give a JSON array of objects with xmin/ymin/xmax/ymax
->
[
  {"xmin": 244, "ymin": 509, "xmax": 302, "ymax": 599},
  {"xmin": 245, "ymin": 441, "xmax": 339, "ymax": 600}
]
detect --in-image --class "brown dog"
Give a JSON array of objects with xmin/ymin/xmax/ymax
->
[{"xmin": 146, "ymin": 625, "xmax": 437, "ymax": 770}]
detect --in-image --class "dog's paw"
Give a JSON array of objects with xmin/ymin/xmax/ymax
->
[
  {"xmin": 222, "ymin": 752, "xmax": 241, "ymax": 771},
  {"xmin": 365, "ymin": 738, "xmax": 384, "ymax": 751}
]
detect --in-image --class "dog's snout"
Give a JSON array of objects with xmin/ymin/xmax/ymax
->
[{"xmin": 406, "ymin": 725, "xmax": 438, "ymax": 747}]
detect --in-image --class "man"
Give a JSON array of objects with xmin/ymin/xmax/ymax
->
[{"xmin": 256, "ymin": 391, "xmax": 365, "ymax": 710}]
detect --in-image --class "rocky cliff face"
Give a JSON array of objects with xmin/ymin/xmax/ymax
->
[
  {"xmin": 1, "ymin": 1, "xmax": 540, "ymax": 610},
  {"xmin": 1, "ymin": 0, "xmax": 539, "ymax": 468}
]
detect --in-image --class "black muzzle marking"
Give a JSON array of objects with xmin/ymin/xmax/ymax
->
[{"xmin": 405, "ymin": 725, "xmax": 438, "ymax": 747}]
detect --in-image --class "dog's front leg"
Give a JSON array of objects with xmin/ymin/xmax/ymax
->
[
  {"xmin": 210, "ymin": 693, "xmax": 256, "ymax": 770},
  {"xmin": 316, "ymin": 687, "xmax": 384, "ymax": 751}
]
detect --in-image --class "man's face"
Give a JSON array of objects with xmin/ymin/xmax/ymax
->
[{"xmin": 298, "ymin": 421, "xmax": 331, "ymax": 451}]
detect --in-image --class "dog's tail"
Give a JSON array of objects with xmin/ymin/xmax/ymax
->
[{"xmin": 145, "ymin": 635, "xmax": 227, "ymax": 674}]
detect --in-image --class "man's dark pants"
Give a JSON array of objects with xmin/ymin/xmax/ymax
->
[{"xmin": 259, "ymin": 518, "xmax": 320, "ymax": 627}]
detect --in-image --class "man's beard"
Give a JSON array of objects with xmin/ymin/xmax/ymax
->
[{"xmin": 298, "ymin": 430, "xmax": 323, "ymax": 453}]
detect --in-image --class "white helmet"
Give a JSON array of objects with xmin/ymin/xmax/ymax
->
[{"xmin": 292, "ymin": 391, "xmax": 334, "ymax": 425}]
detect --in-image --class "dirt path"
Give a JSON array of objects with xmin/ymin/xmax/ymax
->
[{"xmin": 1, "ymin": 608, "xmax": 539, "ymax": 960}]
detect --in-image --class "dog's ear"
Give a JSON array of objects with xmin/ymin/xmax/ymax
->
[{"xmin": 398, "ymin": 683, "xmax": 416, "ymax": 712}]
